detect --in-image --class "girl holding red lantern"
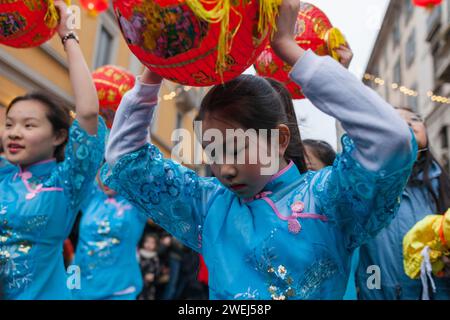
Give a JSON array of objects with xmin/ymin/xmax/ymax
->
[
  {"xmin": 102, "ymin": 0, "xmax": 416, "ymax": 299},
  {"xmin": 254, "ymin": 1, "xmax": 349, "ymax": 99},
  {"xmin": 0, "ymin": 1, "xmax": 106, "ymax": 299}
]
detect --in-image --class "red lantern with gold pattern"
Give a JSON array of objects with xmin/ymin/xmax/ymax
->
[
  {"xmin": 113, "ymin": 0, "xmax": 282, "ymax": 86},
  {"xmin": 0, "ymin": 0, "xmax": 68, "ymax": 48},
  {"xmin": 92, "ymin": 65, "xmax": 136, "ymax": 128},
  {"xmin": 80, "ymin": 0, "xmax": 109, "ymax": 15},
  {"xmin": 254, "ymin": 2, "xmax": 346, "ymax": 99},
  {"xmin": 412, "ymin": 0, "xmax": 442, "ymax": 9}
]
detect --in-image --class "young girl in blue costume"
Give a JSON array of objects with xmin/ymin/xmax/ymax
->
[
  {"xmin": 102, "ymin": 0, "xmax": 417, "ymax": 299},
  {"xmin": 0, "ymin": 1, "xmax": 106, "ymax": 299},
  {"xmin": 72, "ymin": 172, "xmax": 147, "ymax": 300}
]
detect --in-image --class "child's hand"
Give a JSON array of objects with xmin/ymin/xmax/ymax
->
[
  {"xmin": 270, "ymin": 0, "xmax": 305, "ymax": 66},
  {"xmin": 334, "ymin": 44, "xmax": 354, "ymax": 69},
  {"xmin": 142, "ymin": 67, "xmax": 163, "ymax": 85},
  {"xmin": 54, "ymin": 0, "xmax": 72, "ymax": 38}
]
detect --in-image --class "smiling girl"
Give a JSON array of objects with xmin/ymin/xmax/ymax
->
[{"xmin": 0, "ymin": 1, "xmax": 106, "ymax": 299}]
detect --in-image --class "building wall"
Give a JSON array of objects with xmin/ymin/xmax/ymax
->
[
  {"xmin": 363, "ymin": 0, "xmax": 450, "ymax": 170},
  {"xmin": 364, "ymin": 0, "xmax": 436, "ymax": 116},
  {"xmin": 426, "ymin": 1, "xmax": 450, "ymax": 169},
  {"xmin": 0, "ymin": 105, "xmax": 5, "ymax": 148}
]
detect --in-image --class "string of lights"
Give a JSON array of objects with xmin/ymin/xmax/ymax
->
[
  {"xmin": 363, "ymin": 73, "xmax": 450, "ymax": 105},
  {"xmin": 161, "ymin": 86, "xmax": 195, "ymax": 101},
  {"xmin": 151, "ymin": 74, "xmax": 450, "ymax": 106}
]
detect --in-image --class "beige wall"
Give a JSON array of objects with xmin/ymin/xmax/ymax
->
[
  {"xmin": 364, "ymin": 0, "xmax": 450, "ymax": 170},
  {"xmin": 364, "ymin": 0, "xmax": 436, "ymax": 116},
  {"xmin": 0, "ymin": 104, "xmax": 5, "ymax": 148}
]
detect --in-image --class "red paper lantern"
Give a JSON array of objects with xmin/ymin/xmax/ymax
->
[
  {"xmin": 412, "ymin": 0, "xmax": 442, "ymax": 9},
  {"xmin": 113, "ymin": 0, "xmax": 280, "ymax": 86},
  {"xmin": 254, "ymin": 2, "xmax": 346, "ymax": 99},
  {"xmin": 92, "ymin": 65, "xmax": 136, "ymax": 128},
  {"xmin": 80, "ymin": 0, "xmax": 109, "ymax": 15},
  {"xmin": 0, "ymin": 0, "xmax": 67, "ymax": 48}
]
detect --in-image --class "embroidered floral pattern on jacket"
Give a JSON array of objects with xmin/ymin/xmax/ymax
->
[
  {"xmin": 0, "ymin": 119, "xmax": 106, "ymax": 299},
  {"xmin": 48, "ymin": 119, "xmax": 107, "ymax": 214},
  {"xmin": 102, "ymin": 143, "xmax": 221, "ymax": 251},
  {"xmin": 0, "ymin": 223, "xmax": 38, "ymax": 290},
  {"xmin": 312, "ymin": 134, "xmax": 417, "ymax": 251},
  {"xmin": 248, "ymin": 229, "xmax": 339, "ymax": 300}
]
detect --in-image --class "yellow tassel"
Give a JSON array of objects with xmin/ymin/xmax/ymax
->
[
  {"xmin": 44, "ymin": 0, "xmax": 71, "ymax": 29},
  {"xmin": 87, "ymin": 9, "xmax": 100, "ymax": 17},
  {"xmin": 324, "ymin": 27, "xmax": 347, "ymax": 61},
  {"xmin": 185, "ymin": 0, "xmax": 281, "ymax": 81},
  {"xmin": 258, "ymin": 0, "xmax": 282, "ymax": 38},
  {"xmin": 141, "ymin": 1, "xmax": 164, "ymax": 52}
]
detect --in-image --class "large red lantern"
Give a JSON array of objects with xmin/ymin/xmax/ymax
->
[
  {"xmin": 0, "ymin": 0, "xmax": 69, "ymax": 48},
  {"xmin": 113, "ymin": 0, "xmax": 281, "ymax": 86},
  {"xmin": 80, "ymin": 0, "xmax": 109, "ymax": 15},
  {"xmin": 254, "ymin": 2, "xmax": 346, "ymax": 99},
  {"xmin": 412, "ymin": 0, "xmax": 442, "ymax": 9},
  {"xmin": 92, "ymin": 65, "xmax": 136, "ymax": 128}
]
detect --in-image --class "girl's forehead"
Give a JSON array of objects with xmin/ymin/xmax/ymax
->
[
  {"xmin": 201, "ymin": 115, "xmax": 243, "ymax": 132},
  {"xmin": 7, "ymin": 100, "xmax": 47, "ymax": 119}
]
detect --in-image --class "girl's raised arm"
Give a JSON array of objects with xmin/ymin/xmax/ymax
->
[
  {"xmin": 103, "ymin": 69, "xmax": 223, "ymax": 252},
  {"xmin": 271, "ymin": 0, "xmax": 417, "ymax": 250},
  {"xmin": 52, "ymin": 1, "xmax": 107, "ymax": 218},
  {"xmin": 105, "ymin": 68, "xmax": 162, "ymax": 165},
  {"xmin": 55, "ymin": 0, "xmax": 99, "ymax": 135}
]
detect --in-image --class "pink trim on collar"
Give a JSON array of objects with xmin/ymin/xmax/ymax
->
[
  {"xmin": 268, "ymin": 161, "xmax": 294, "ymax": 183},
  {"xmin": 19, "ymin": 158, "xmax": 57, "ymax": 173},
  {"xmin": 14, "ymin": 169, "xmax": 63, "ymax": 200},
  {"xmin": 243, "ymin": 189, "xmax": 328, "ymax": 235},
  {"xmin": 292, "ymin": 212, "xmax": 328, "ymax": 222},
  {"xmin": 242, "ymin": 191, "xmax": 273, "ymax": 204},
  {"xmin": 105, "ymin": 198, "xmax": 132, "ymax": 216},
  {"xmin": 31, "ymin": 158, "xmax": 57, "ymax": 166}
]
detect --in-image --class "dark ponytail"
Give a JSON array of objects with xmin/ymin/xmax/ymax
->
[
  {"xmin": 196, "ymin": 75, "xmax": 307, "ymax": 173},
  {"xmin": 264, "ymin": 78, "xmax": 307, "ymax": 173},
  {"xmin": 420, "ymin": 148, "xmax": 450, "ymax": 214}
]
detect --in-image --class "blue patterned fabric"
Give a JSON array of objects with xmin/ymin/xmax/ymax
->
[
  {"xmin": 0, "ymin": 119, "xmax": 106, "ymax": 300},
  {"xmin": 102, "ymin": 51, "xmax": 417, "ymax": 299},
  {"xmin": 343, "ymin": 248, "xmax": 359, "ymax": 300},
  {"xmin": 313, "ymin": 135, "xmax": 415, "ymax": 251},
  {"xmin": 72, "ymin": 183, "xmax": 147, "ymax": 300},
  {"xmin": 102, "ymin": 134, "xmax": 416, "ymax": 299}
]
